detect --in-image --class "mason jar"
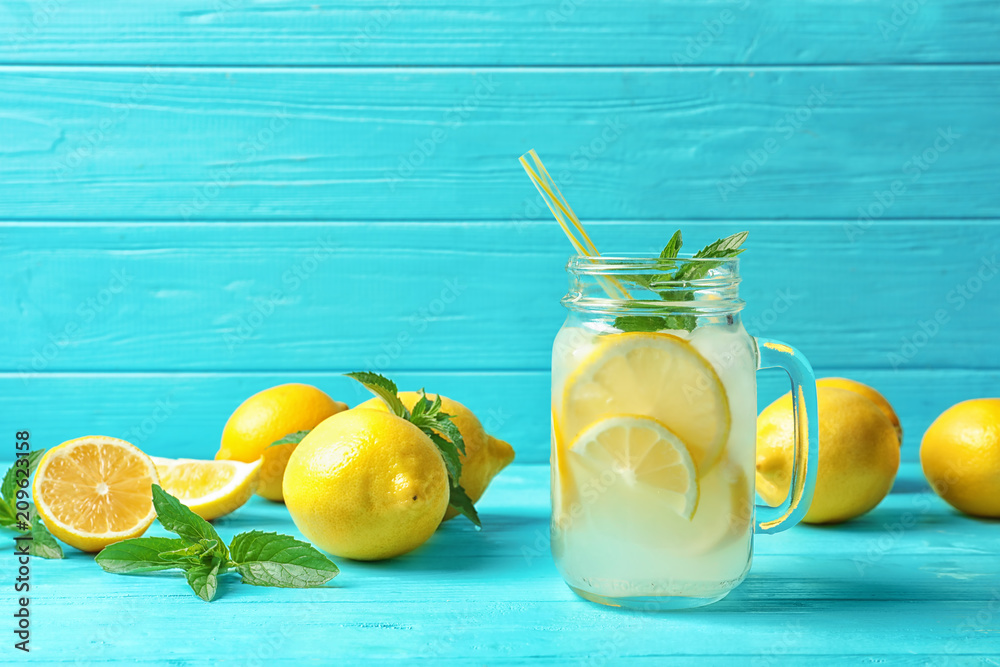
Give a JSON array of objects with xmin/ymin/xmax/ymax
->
[{"xmin": 550, "ymin": 254, "xmax": 818, "ymax": 609}]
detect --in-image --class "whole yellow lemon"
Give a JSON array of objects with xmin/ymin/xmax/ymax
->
[
  {"xmin": 216, "ymin": 383, "xmax": 348, "ymax": 502},
  {"xmin": 817, "ymin": 377, "xmax": 902, "ymax": 445},
  {"xmin": 921, "ymin": 398, "xmax": 1000, "ymax": 518},
  {"xmin": 356, "ymin": 392, "xmax": 515, "ymax": 520},
  {"xmin": 283, "ymin": 408, "xmax": 450, "ymax": 560},
  {"xmin": 757, "ymin": 386, "xmax": 900, "ymax": 524}
]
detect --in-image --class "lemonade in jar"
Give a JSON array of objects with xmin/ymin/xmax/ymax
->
[
  {"xmin": 549, "ymin": 234, "xmax": 818, "ymax": 609},
  {"xmin": 518, "ymin": 151, "xmax": 818, "ymax": 609}
]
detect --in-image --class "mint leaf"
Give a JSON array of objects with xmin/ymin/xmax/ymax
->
[
  {"xmin": 185, "ymin": 557, "xmax": 222, "ymax": 602},
  {"xmin": 613, "ymin": 314, "xmax": 696, "ymax": 333},
  {"xmin": 345, "ymin": 374, "xmax": 483, "ymax": 527},
  {"xmin": 431, "ymin": 413, "xmax": 467, "ymax": 458},
  {"xmin": 345, "ymin": 371, "xmax": 409, "ymax": 418},
  {"xmin": 617, "ymin": 230, "xmax": 747, "ymax": 333},
  {"xmin": 159, "ymin": 539, "xmax": 221, "ymax": 566},
  {"xmin": 406, "ymin": 390, "xmax": 479, "ymax": 525},
  {"xmin": 97, "ymin": 490, "xmax": 338, "ymax": 601},
  {"xmin": 663, "ymin": 314, "xmax": 697, "ymax": 332},
  {"xmin": 229, "ymin": 530, "xmax": 340, "ymax": 588},
  {"xmin": 660, "ymin": 229, "xmax": 683, "ymax": 259},
  {"xmin": 613, "ymin": 315, "xmax": 667, "ymax": 332},
  {"xmin": 96, "ymin": 537, "xmax": 193, "ymax": 573},
  {"xmin": 693, "ymin": 230, "xmax": 749, "ymax": 258},
  {"xmin": 27, "ymin": 514, "xmax": 63, "ymax": 559},
  {"xmin": 408, "ymin": 390, "xmax": 436, "ymax": 421},
  {"xmin": 152, "ymin": 485, "xmax": 223, "ymax": 548},
  {"xmin": 634, "ymin": 229, "xmax": 684, "ymax": 290},
  {"xmin": 409, "ymin": 391, "xmax": 466, "ymax": 456},
  {"xmin": 426, "ymin": 432, "xmax": 462, "ymax": 484},
  {"xmin": 1, "ymin": 449, "xmax": 45, "ymax": 505},
  {"xmin": 0, "ymin": 501, "xmax": 16, "ymax": 528},
  {"xmin": 0, "ymin": 451, "xmax": 65, "ymax": 558},
  {"xmin": 448, "ymin": 484, "xmax": 481, "ymax": 529},
  {"xmin": 408, "ymin": 391, "xmax": 466, "ymax": 482},
  {"xmin": 268, "ymin": 430, "xmax": 311, "ymax": 449},
  {"xmin": 673, "ymin": 231, "xmax": 748, "ymax": 283}
]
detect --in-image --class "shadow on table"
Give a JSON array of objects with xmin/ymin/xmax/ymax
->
[
  {"xmin": 797, "ymin": 494, "xmax": 1000, "ymax": 535},
  {"xmin": 340, "ymin": 510, "xmax": 557, "ymax": 577}
]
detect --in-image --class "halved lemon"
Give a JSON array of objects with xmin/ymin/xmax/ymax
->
[
  {"xmin": 568, "ymin": 415, "xmax": 699, "ymax": 520},
  {"xmin": 561, "ymin": 332, "xmax": 730, "ymax": 475},
  {"xmin": 152, "ymin": 457, "xmax": 261, "ymax": 521},
  {"xmin": 33, "ymin": 436, "xmax": 159, "ymax": 552}
]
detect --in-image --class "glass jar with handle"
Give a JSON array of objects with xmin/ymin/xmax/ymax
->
[{"xmin": 551, "ymin": 254, "xmax": 818, "ymax": 609}]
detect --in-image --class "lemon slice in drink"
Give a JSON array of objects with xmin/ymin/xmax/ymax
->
[
  {"xmin": 569, "ymin": 415, "xmax": 699, "ymax": 520},
  {"xmin": 33, "ymin": 436, "xmax": 159, "ymax": 552},
  {"xmin": 152, "ymin": 457, "xmax": 262, "ymax": 521},
  {"xmin": 622, "ymin": 455, "xmax": 753, "ymax": 555},
  {"xmin": 561, "ymin": 332, "xmax": 730, "ymax": 476}
]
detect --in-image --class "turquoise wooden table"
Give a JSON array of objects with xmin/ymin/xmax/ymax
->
[
  {"xmin": 6, "ymin": 462, "xmax": 999, "ymax": 664},
  {"xmin": 2, "ymin": 0, "xmax": 999, "ymax": 663}
]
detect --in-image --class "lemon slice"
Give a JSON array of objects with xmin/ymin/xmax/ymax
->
[
  {"xmin": 569, "ymin": 415, "xmax": 699, "ymax": 520},
  {"xmin": 561, "ymin": 332, "xmax": 730, "ymax": 475},
  {"xmin": 33, "ymin": 436, "xmax": 159, "ymax": 552},
  {"xmin": 620, "ymin": 454, "xmax": 754, "ymax": 555},
  {"xmin": 152, "ymin": 457, "xmax": 261, "ymax": 521}
]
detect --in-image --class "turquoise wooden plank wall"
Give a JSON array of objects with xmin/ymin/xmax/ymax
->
[{"xmin": 1, "ymin": 1, "xmax": 997, "ymax": 465}]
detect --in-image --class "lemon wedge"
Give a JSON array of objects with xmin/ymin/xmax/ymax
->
[
  {"xmin": 561, "ymin": 332, "xmax": 730, "ymax": 476},
  {"xmin": 152, "ymin": 457, "xmax": 261, "ymax": 521},
  {"xmin": 569, "ymin": 415, "xmax": 699, "ymax": 520},
  {"xmin": 33, "ymin": 436, "xmax": 159, "ymax": 552}
]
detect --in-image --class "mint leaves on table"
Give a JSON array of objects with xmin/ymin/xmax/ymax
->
[
  {"xmin": 96, "ymin": 485, "xmax": 339, "ymax": 602},
  {"xmin": 0, "ymin": 450, "xmax": 63, "ymax": 559},
  {"xmin": 345, "ymin": 371, "xmax": 481, "ymax": 528},
  {"xmin": 613, "ymin": 230, "xmax": 748, "ymax": 334}
]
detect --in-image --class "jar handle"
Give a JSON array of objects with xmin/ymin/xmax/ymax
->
[{"xmin": 752, "ymin": 338, "xmax": 819, "ymax": 534}]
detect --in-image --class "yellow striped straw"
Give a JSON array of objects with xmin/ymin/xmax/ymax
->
[{"xmin": 518, "ymin": 149, "xmax": 629, "ymax": 300}]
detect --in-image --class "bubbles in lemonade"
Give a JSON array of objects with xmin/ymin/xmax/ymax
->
[{"xmin": 551, "ymin": 319, "xmax": 757, "ymax": 602}]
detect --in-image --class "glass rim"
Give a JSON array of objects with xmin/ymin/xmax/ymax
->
[
  {"xmin": 563, "ymin": 252, "xmax": 744, "ymax": 314},
  {"xmin": 566, "ymin": 253, "xmax": 739, "ymax": 266},
  {"xmin": 566, "ymin": 254, "xmax": 740, "ymax": 280}
]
